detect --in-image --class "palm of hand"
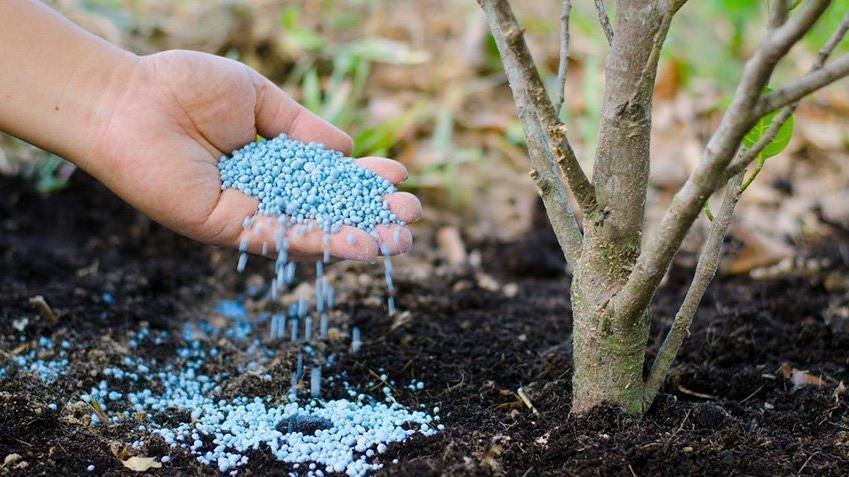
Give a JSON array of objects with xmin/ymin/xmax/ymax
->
[{"xmin": 90, "ymin": 50, "xmax": 419, "ymax": 260}]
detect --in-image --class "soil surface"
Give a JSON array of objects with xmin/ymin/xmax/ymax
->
[{"xmin": 2, "ymin": 173, "xmax": 848, "ymax": 476}]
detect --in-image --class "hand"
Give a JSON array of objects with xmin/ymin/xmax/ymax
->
[{"xmin": 87, "ymin": 50, "xmax": 421, "ymax": 261}]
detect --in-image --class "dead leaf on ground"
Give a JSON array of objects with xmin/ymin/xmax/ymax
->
[
  {"xmin": 121, "ymin": 456, "xmax": 162, "ymax": 472},
  {"xmin": 726, "ymin": 227, "xmax": 794, "ymax": 274},
  {"xmin": 779, "ymin": 362, "xmax": 826, "ymax": 390}
]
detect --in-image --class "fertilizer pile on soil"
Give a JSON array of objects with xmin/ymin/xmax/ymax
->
[{"xmin": 8, "ymin": 299, "xmax": 439, "ymax": 477}]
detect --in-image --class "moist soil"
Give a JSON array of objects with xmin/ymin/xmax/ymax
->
[{"xmin": 1, "ymin": 173, "xmax": 848, "ymax": 476}]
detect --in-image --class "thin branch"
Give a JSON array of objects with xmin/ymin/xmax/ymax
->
[
  {"xmin": 478, "ymin": 0, "xmax": 597, "ymax": 221},
  {"xmin": 477, "ymin": 0, "xmax": 584, "ymax": 266},
  {"xmin": 631, "ymin": 0, "xmax": 682, "ymax": 101},
  {"xmin": 530, "ymin": 169, "xmax": 584, "ymax": 267},
  {"xmin": 643, "ymin": 171, "xmax": 745, "ymax": 403},
  {"xmin": 726, "ymin": 9, "xmax": 849, "ymax": 179},
  {"xmin": 769, "ymin": 0, "xmax": 791, "ymax": 30},
  {"xmin": 613, "ymin": 0, "xmax": 831, "ymax": 325},
  {"xmin": 594, "ymin": 0, "xmax": 614, "ymax": 45},
  {"xmin": 754, "ymin": 53, "xmax": 849, "ymax": 116},
  {"xmin": 555, "ymin": 0, "xmax": 572, "ymax": 117},
  {"xmin": 549, "ymin": 124, "xmax": 598, "ymax": 215},
  {"xmin": 724, "ymin": 106, "xmax": 795, "ymax": 181},
  {"xmin": 813, "ymin": 10, "xmax": 849, "ymax": 68}
]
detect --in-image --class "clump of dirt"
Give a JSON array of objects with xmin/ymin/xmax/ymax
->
[{"xmin": 1, "ymin": 174, "xmax": 848, "ymax": 476}]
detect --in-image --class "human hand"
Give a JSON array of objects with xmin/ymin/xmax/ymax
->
[{"xmin": 86, "ymin": 50, "xmax": 421, "ymax": 261}]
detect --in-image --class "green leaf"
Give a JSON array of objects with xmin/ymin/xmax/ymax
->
[
  {"xmin": 334, "ymin": 38, "xmax": 429, "ymax": 65},
  {"xmin": 743, "ymin": 89, "xmax": 794, "ymax": 160},
  {"xmin": 301, "ymin": 69, "xmax": 322, "ymax": 114}
]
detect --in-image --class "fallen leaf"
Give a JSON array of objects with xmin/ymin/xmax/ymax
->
[
  {"xmin": 726, "ymin": 227, "xmax": 794, "ymax": 274},
  {"xmin": 779, "ymin": 362, "xmax": 825, "ymax": 390},
  {"xmin": 121, "ymin": 456, "xmax": 162, "ymax": 472}
]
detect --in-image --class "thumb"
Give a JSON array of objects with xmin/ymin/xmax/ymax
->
[{"xmin": 252, "ymin": 75, "xmax": 354, "ymax": 154}]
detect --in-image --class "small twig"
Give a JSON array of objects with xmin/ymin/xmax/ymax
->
[
  {"xmin": 740, "ymin": 383, "xmax": 767, "ymax": 403},
  {"xmin": 724, "ymin": 106, "xmax": 795, "ymax": 181},
  {"xmin": 88, "ymin": 397, "xmax": 110, "ymax": 424},
  {"xmin": 675, "ymin": 383, "xmax": 718, "ymax": 401},
  {"xmin": 593, "ymin": 0, "xmax": 614, "ymax": 45},
  {"xmin": 29, "ymin": 295, "xmax": 58, "ymax": 322},
  {"xmin": 516, "ymin": 387, "xmax": 540, "ymax": 415},
  {"xmin": 756, "ymin": 54, "xmax": 849, "ymax": 117},
  {"xmin": 554, "ymin": 0, "xmax": 572, "ymax": 116},
  {"xmin": 797, "ymin": 451, "xmax": 820, "ymax": 475},
  {"xmin": 673, "ymin": 409, "xmax": 692, "ymax": 436}
]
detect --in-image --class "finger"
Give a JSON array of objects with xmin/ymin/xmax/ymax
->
[
  {"xmin": 239, "ymin": 216, "xmax": 380, "ymax": 262},
  {"xmin": 355, "ymin": 157, "xmax": 408, "ymax": 184},
  {"xmin": 200, "ymin": 189, "xmax": 262, "ymax": 247},
  {"xmin": 385, "ymin": 191, "xmax": 422, "ymax": 223},
  {"xmin": 374, "ymin": 224, "xmax": 413, "ymax": 256},
  {"xmin": 253, "ymin": 76, "xmax": 353, "ymax": 154}
]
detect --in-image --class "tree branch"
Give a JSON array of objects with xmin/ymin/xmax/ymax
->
[
  {"xmin": 643, "ymin": 171, "xmax": 745, "ymax": 403},
  {"xmin": 726, "ymin": 9, "xmax": 849, "ymax": 180},
  {"xmin": 723, "ymin": 106, "xmax": 796, "ymax": 181},
  {"xmin": 594, "ymin": 0, "xmax": 614, "ymax": 45},
  {"xmin": 555, "ymin": 0, "xmax": 572, "ymax": 116},
  {"xmin": 769, "ymin": 0, "xmax": 791, "ymax": 29},
  {"xmin": 478, "ymin": 0, "xmax": 597, "ymax": 222},
  {"xmin": 754, "ymin": 54, "xmax": 849, "ymax": 117},
  {"xmin": 631, "ymin": 0, "xmax": 684, "ymax": 102},
  {"xmin": 643, "ymin": 7, "xmax": 849, "ymax": 403},
  {"xmin": 477, "ymin": 0, "xmax": 585, "ymax": 266},
  {"xmin": 613, "ymin": 0, "xmax": 831, "ymax": 324},
  {"xmin": 530, "ymin": 168, "xmax": 583, "ymax": 267}
]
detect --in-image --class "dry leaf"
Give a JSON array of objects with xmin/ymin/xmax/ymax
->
[
  {"xmin": 779, "ymin": 362, "xmax": 826, "ymax": 390},
  {"xmin": 121, "ymin": 456, "xmax": 162, "ymax": 472},
  {"xmin": 726, "ymin": 227, "xmax": 794, "ymax": 274}
]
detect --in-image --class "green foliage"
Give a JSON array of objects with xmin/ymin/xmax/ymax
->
[
  {"xmin": 352, "ymin": 105, "xmax": 421, "ymax": 158},
  {"xmin": 739, "ymin": 87, "xmax": 796, "ymax": 191},
  {"xmin": 281, "ymin": 7, "xmax": 326, "ymax": 52},
  {"xmin": 743, "ymin": 110, "xmax": 795, "ymax": 160},
  {"xmin": 33, "ymin": 155, "xmax": 73, "ymax": 193}
]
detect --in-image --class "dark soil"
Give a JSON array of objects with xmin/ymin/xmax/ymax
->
[{"xmin": 1, "ymin": 173, "xmax": 848, "ymax": 476}]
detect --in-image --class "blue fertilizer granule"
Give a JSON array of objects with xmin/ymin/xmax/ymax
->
[
  {"xmin": 16, "ymin": 299, "xmax": 440, "ymax": 477},
  {"xmin": 218, "ymin": 134, "xmax": 401, "ymax": 233}
]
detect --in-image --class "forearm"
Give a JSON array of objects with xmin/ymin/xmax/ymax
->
[{"xmin": 0, "ymin": 0, "xmax": 137, "ymax": 166}]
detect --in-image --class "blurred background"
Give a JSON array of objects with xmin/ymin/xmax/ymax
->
[{"xmin": 2, "ymin": 0, "xmax": 848, "ymax": 274}]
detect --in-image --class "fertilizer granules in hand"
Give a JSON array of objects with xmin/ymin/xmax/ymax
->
[{"xmin": 218, "ymin": 134, "xmax": 401, "ymax": 234}]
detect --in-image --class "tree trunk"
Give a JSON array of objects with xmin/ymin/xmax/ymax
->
[
  {"xmin": 570, "ymin": 239, "xmax": 651, "ymax": 415},
  {"xmin": 570, "ymin": 0, "xmax": 663, "ymax": 414}
]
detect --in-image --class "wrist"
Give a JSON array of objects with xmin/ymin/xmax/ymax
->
[{"xmin": 70, "ymin": 50, "xmax": 140, "ymax": 172}]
